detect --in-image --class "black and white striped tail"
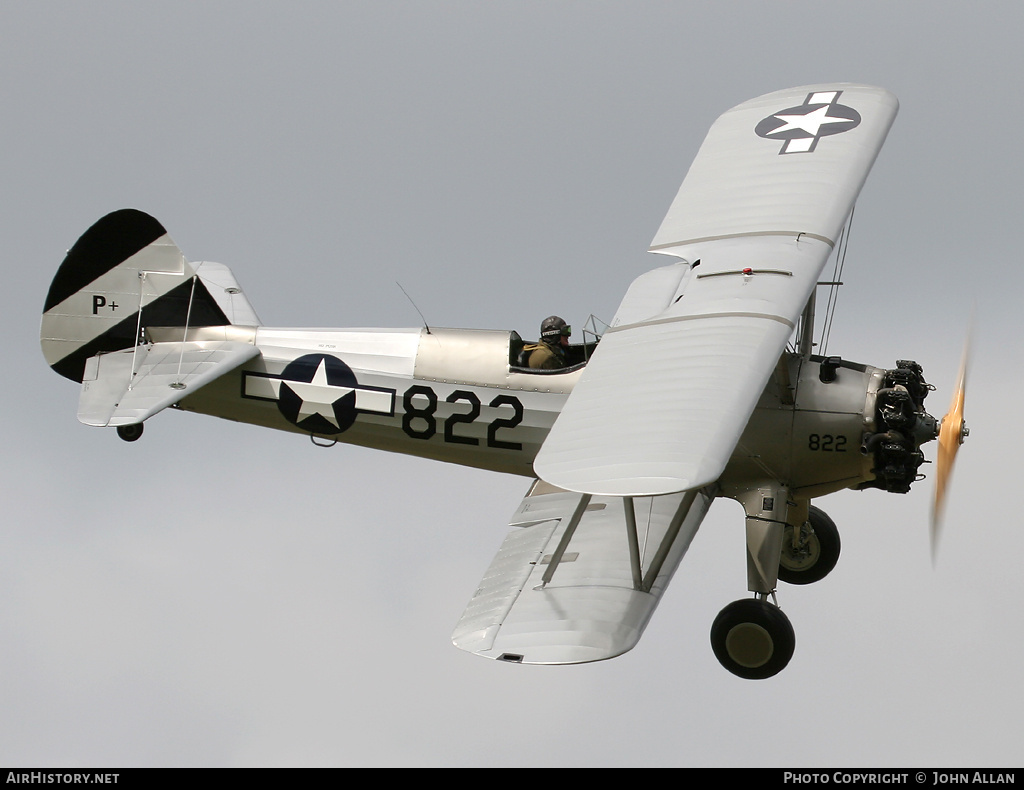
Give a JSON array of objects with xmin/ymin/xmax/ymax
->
[{"xmin": 41, "ymin": 209, "xmax": 258, "ymax": 382}]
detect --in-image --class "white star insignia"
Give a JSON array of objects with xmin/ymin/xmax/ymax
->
[
  {"xmin": 767, "ymin": 105, "xmax": 850, "ymax": 138},
  {"xmin": 281, "ymin": 358, "xmax": 354, "ymax": 428}
]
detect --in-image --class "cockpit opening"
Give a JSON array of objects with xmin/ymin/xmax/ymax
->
[{"xmin": 508, "ymin": 315, "xmax": 604, "ymax": 374}]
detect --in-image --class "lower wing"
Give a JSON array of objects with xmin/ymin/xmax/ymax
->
[{"xmin": 452, "ymin": 479, "xmax": 715, "ymax": 664}]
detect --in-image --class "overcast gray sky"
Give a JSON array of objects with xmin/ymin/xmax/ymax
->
[{"xmin": 2, "ymin": 0, "xmax": 1020, "ymax": 768}]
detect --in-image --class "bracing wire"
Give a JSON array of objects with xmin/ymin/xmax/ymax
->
[
  {"xmin": 173, "ymin": 274, "xmax": 199, "ymax": 386},
  {"xmin": 821, "ymin": 206, "xmax": 855, "ymax": 355},
  {"xmin": 128, "ymin": 272, "xmax": 148, "ymax": 391}
]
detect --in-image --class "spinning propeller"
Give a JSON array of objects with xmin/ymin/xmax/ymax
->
[{"xmin": 931, "ymin": 339, "xmax": 970, "ymax": 561}]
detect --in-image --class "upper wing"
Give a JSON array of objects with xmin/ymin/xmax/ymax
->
[
  {"xmin": 534, "ymin": 84, "xmax": 898, "ymax": 496},
  {"xmin": 452, "ymin": 479, "xmax": 715, "ymax": 664},
  {"xmin": 78, "ymin": 340, "xmax": 260, "ymax": 427}
]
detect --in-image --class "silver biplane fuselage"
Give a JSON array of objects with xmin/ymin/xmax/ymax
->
[{"xmin": 164, "ymin": 323, "xmax": 894, "ymax": 500}]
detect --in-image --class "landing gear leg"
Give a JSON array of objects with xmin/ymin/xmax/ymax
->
[
  {"xmin": 711, "ymin": 484, "xmax": 796, "ymax": 679},
  {"xmin": 739, "ymin": 485, "xmax": 789, "ymax": 595}
]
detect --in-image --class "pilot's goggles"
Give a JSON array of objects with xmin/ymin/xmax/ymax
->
[{"xmin": 543, "ymin": 325, "xmax": 571, "ymax": 339}]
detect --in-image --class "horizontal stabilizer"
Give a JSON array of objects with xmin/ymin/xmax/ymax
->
[
  {"xmin": 78, "ymin": 340, "xmax": 260, "ymax": 427},
  {"xmin": 452, "ymin": 480, "xmax": 714, "ymax": 664}
]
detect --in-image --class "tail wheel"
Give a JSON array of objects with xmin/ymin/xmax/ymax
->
[
  {"xmin": 778, "ymin": 505, "xmax": 840, "ymax": 585},
  {"xmin": 711, "ymin": 598, "xmax": 795, "ymax": 679},
  {"xmin": 116, "ymin": 423, "xmax": 144, "ymax": 442}
]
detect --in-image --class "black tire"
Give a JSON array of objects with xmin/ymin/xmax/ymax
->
[
  {"xmin": 116, "ymin": 423, "xmax": 144, "ymax": 442},
  {"xmin": 710, "ymin": 598, "xmax": 795, "ymax": 679},
  {"xmin": 778, "ymin": 505, "xmax": 840, "ymax": 585}
]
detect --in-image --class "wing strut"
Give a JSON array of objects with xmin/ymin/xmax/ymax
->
[
  {"xmin": 639, "ymin": 489, "xmax": 700, "ymax": 591},
  {"xmin": 798, "ymin": 289, "xmax": 816, "ymax": 358},
  {"xmin": 541, "ymin": 488, "xmax": 703, "ymax": 594},
  {"xmin": 624, "ymin": 497, "xmax": 643, "ymax": 590},
  {"xmin": 539, "ymin": 493, "xmax": 591, "ymax": 586}
]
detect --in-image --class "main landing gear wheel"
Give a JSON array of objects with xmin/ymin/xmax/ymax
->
[
  {"xmin": 711, "ymin": 598, "xmax": 795, "ymax": 679},
  {"xmin": 777, "ymin": 505, "xmax": 840, "ymax": 585}
]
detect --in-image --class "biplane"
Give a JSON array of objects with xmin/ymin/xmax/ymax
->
[{"xmin": 40, "ymin": 84, "xmax": 968, "ymax": 678}]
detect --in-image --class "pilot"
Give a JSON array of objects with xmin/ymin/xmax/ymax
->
[{"xmin": 525, "ymin": 315, "xmax": 571, "ymax": 370}]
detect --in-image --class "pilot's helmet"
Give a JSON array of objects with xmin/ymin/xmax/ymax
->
[{"xmin": 540, "ymin": 315, "xmax": 570, "ymax": 342}]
